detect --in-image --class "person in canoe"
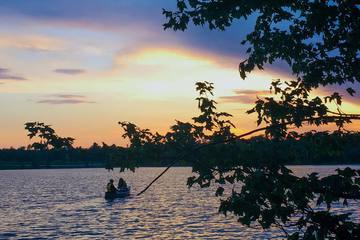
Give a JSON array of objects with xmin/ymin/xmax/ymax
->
[
  {"xmin": 117, "ymin": 177, "xmax": 128, "ymax": 189},
  {"xmin": 106, "ymin": 179, "xmax": 117, "ymax": 193}
]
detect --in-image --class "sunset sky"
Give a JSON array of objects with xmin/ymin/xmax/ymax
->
[{"xmin": 1, "ymin": 1, "xmax": 359, "ymax": 148}]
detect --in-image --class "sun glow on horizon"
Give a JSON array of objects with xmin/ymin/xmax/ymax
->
[{"xmin": 0, "ymin": 6, "xmax": 359, "ymax": 148}]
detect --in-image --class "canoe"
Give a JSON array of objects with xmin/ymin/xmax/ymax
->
[{"xmin": 105, "ymin": 186, "xmax": 130, "ymax": 200}]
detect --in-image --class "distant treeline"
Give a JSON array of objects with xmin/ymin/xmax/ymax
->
[
  {"xmin": 0, "ymin": 142, "xmax": 186, "ymax": 170},
  {"xmin": 1, "ymin": 131, "xmax": 359, "ymax": 170},
  {"xmin": 0, "ymin": 143, "xmax": 120, "ymax": 169}
]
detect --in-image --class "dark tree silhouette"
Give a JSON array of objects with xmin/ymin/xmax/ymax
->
[
  {"xmin": 119, "ymin": 82, "xmax": 360, "ymax": 239},
  {"xmin": 163, "ymin": 0, "xmax": 360, "ymax": 89},
  {"xmin": 162, "ymin": 1, "xmax": 360, "ymax": 239},
  {"xmin": 25, "ymin": 122, "xmax": 75, "ymax": 150},
  {"xmin": 114, "ymin": 1, "xmax": 360, "ymax": 239}
]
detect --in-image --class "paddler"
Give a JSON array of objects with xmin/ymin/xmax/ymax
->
[
  {"xmin": 106, "ymin": 179, "xmax": 117, "ymax": 193},
  {"xmin": 117, "ymin": 178, "xmax": 128, "ymax": 189}
]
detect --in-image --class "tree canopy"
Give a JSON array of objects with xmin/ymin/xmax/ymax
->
[
  {"xmin": 163, "ymin": 0, "xmax": 360, "ymax": 89},
  {"xmin": 25, "ymin": 122, "xmax": 75, "ymax": 150},
  {"xmin": 163, "ymin": 0, "xmax": 360, "ymax": 138},
  {"xmin": 160, "ymin": 1, "xmax": 360, "ymax": 239},
  {"xmin": 114, "ymin": 1, "xmax": 360, "ymax": 239},
  {"xmin": 118, "ymin": 82, "xmax": 360, "ymax": 239}
]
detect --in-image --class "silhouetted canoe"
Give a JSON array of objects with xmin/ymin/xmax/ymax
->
[{"xmin": 105, "ymin": 187, "xmax": 131, "ymax": 200}]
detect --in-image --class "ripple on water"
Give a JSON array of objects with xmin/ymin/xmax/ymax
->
[{"xmin": 0, "ymin": 166, "xmax": 359, "ymax": 239}]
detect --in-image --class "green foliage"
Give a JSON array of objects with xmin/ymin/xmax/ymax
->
[
  {"xmin": 247, "ymin": 79, "xmax": 356, "ymax": 138},
  {"xmin": 118, "ymin": 81, "xmax": 360, "ymax": 239},
  {"xmin": 117, "ymin": 82, "xmax": 236, "ymax": 169},
  {"xmin": 111, "ymin": 1, "xmax": 360, "ymax": 239},
  {"xmin": 25, "ymin": 122, "xmax": 75, "ymax": 150},
  {"xmin": 158, "ymin": 2, "xmax": 360, "ymax": 238},
  {"xmin": 218, "ymin": 167, "xmax": 360, "ymax": 239},
  {"xmin": 4, "ymin": 124, "xmax": 359, "ymax": 170},
  {"xmin": 163, "ymin": 0, "xmax": 360, "ymax": 89}
]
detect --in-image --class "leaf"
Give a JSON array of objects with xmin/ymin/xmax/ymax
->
[
  {"xmin": 215, "ymin": 186, "xmax": 225, "ymax": 196},
  {"xmin": 346, "ymin": 87, "xmax": 356, "ymax": 96},
  {"xmin": 288, "ymin": 232, "xmax": 299, "ymax": 240}
]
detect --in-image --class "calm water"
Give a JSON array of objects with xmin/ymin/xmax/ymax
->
[{"xmin": 0, "ymin": 166, "xmax": 359, "ymax": 239}]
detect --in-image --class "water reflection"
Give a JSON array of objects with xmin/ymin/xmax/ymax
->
[{"xmin": 0, "ymin": 166, "xmax": 359, "ymax": 239}]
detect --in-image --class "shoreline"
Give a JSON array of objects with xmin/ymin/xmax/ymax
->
[{"xmin": 1, "ymin": 163, "xmax": 360, "ymax": 171}]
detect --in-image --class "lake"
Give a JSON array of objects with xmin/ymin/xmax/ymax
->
[{"xmin": 0, "ymin": 166, "xmax": 359, "ymax": 239}]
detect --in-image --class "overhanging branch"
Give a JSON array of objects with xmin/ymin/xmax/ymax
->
[{"xmin": 136, "ymin": 114, "xmax": 360, "ymax": 196}]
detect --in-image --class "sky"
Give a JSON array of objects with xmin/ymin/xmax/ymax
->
[{"xmin": 0, "ymin": 1, "xmax": 359, "ymax": 148}]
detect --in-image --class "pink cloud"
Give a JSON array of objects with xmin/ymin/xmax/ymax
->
[
  {"xmin": 0, "ymin": 68, "xmax": 26, "ymax": 81},
  {"xmin": 36, "ymin": 94, "xmax": 95, "ymax": 105},
  {"xmin": 54, "ymin": 69, "xmax": 85, "ymax": 75},
  {"xmin": 219, "ymin": 89, "xmax": 269, "ymax": 104}
]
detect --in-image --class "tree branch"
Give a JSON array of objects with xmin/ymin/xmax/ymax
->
[{"xmin": 136, "ymin": 115, "xmax": 360, "ymax": 196}]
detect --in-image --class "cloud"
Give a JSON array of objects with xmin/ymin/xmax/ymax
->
[
  {"xmin": 318, "ymin": 82, "xmax": 360, "ymax": 106},
  {"xmin": 0, "ymin": 35, "xmax": 66, "ymax": 52},
  {"xmin": 37, "ymin": 99, "xmax": 93, "ymax": 104},
  {"xmin": 53, "ymin": 94, "xmax": 86, "ymax": 99},
  {"xmin": 219, "ymin": 89, "xmax": 270, "ymax": 104},
  {"xmin": 233, "ymin": 90, "xmax": 270, "ymax": 95},
  {"xmin": 0, "ymin": 1, "xmax": 293, "ymax": 76},
  {"xmin": 36, "ymin": 94, "xmax": 95, "ymax": 105},
  {"xmin": 54, "ymin": 69, "xmax": 85, "ymax": 75},
  {"xmin": 220, "ymin": 95, "xmax": 258, "ymax": 104},
  {"xmin": 221, "ymin": 85, "xmax": 360, "ymax": 111},
  {"xmin": 0, "ymin": 2, "xmax": 250, "ymax": 64},
  {"xmin": 0, "ymin": 0, "xmax": 171, "ymax": 38},
  {"xmin": 0, "ymin": 68, "xmax": 26, "ymax": 81}
]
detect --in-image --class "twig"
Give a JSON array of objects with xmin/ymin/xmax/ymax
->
[
  {"xmin": 136, "ymin": 126, "xmax": 268, "ymax": 196},
  {"xmin": 136, "ymin": 154, "xmax": 184, "ymax": 196}
]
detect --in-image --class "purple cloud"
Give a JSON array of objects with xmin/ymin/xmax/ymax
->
[
  {"xmin": 37, "ymin": 99, "xmax": 95, "ymax": 104},
  {"xmin": 0, "ymin": 1, "xmax": 293, "ymax": 75},
  {"xmin": 53, "ymin": 94, "xmax": 86, "ymax": 99},
  {"xmin": 220, "ymin": 95, "xmax": 258, "ymax": 104},
  {"xmin": 0, "ymin": 1, "xmax": 256, "ymax": 68},
  {"xmin": 233, "ymin": 90, "xmax": 270, "ymax": 95},
  {"xmin": 54, "ymin": 69, "xmax": 85, "ymax": 75},
  {"xmin": 319, "ymin": 82, "xmax": 360, "ymax": 106},
  {"xmin": 0, "ymin": 68, "xmax": 26, "ymax": 81},
  {"xmin": 36, "ymin": 94, "xmax": 95, "ymax": 105},
  {"xmin": 219, "ymin": 89, "xmax": 269, "ymax": 104}
]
